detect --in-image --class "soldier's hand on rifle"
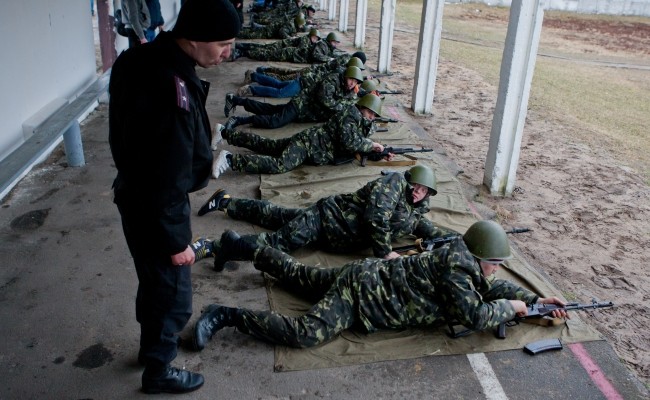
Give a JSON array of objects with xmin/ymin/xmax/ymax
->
[
  {"xmin": 371, "ymin": 142, "xmax": 384, "ymax": 153},
  {"xmin": 510, "ymin": 300, "xmax": 528, "ymax": 317},
  {"xmin": 538, "ymin": 297, "xmax": 570, "ymax": 319}
]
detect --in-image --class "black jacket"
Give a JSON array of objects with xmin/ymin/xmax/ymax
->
[{"xmin": 109, "ymin": 32, "xmax": 213, "ymax": 255}]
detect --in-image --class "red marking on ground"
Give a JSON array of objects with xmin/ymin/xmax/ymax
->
[{"xmin": 568, "ymin": 343, "xmax": 624, "ymax": 400}]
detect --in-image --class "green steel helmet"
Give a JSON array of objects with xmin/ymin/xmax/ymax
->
[
  {"xmin": 462, "ymin": 220, "xmax": 513, "ymax": 261},
  {"xmin": 347, "ymin": 57, "xmax": 365, "ymax": 70},
  {"xmin": 344, "ymin": 66, "xmax": 363, "ymax": 82},
  {"xmin": 309, "ymin": 28, "xmax": 321, "ymax": 38},
  {"xmin": 405, "ymin": 165, "xmax": 437, "ymax": 195},
  {"xmin": 360, "ymin": 80, "xmax": 377, "ymax": 92},
  {"xmin": 327, "ymin": 32, "xmax": 341, "ymax": 42},
  {"xmin": 356, "ymin": 94, "xmax": 382, "ymax": 117},
  {"xmin": 294, "ymin": 13, "xmax": 306, "ymax": 27}
]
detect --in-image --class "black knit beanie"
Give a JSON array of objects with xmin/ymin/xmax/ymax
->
[
  {"xmin": 351, "ymin": 51, "xmax": 367, "ymax": 64},
  {"xmin": 173, "ymin": 0, "xmax": 241, "ymax": 42}
]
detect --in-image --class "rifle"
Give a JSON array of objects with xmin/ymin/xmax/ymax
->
[
  {"xmin": 359, "ymin": 146, "xmax": 434, "ymax": 166},
  {"xmin": 378, "ymin": 90, "xmax": 404, "ymax": 95},
  {"xmin": 394, "ymin": 228, "xmax": 531, "ymax": 253},
  {"xmin": 447, "ymin": 299, "xmax": 614, "ymax": 339},
  {"xmin": 375, "ymin": 117, "xmax": 399, "ymax": 123}
]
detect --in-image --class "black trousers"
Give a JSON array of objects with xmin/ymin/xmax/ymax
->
[
  {"xmin": 117, "ymin": 204, "xmax": 193, "ymax": 368},
  {"xmin": 241, "ymin": 99, "xmax": 299, "ymax": 129}
]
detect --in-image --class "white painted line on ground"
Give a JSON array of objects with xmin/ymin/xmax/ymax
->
[{"xmin": 467, "ymin": 353, "xmax": 509, "ymax": 400}]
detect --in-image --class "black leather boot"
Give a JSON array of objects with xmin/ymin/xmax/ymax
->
[
  {"xmin": 213, "ymin": 230, "xmax": 259, "ymax": 271},
  {"xmin": 193, "ymin": 304, "xmax": 237, "ymax": 351},
  {"xmin": 141, "ymin": 365, "xmax": 204, "ymax": 394}
]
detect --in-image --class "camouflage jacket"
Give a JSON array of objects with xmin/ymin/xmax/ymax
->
[
  {"xmin": 292, "ymin": 71, "xmax": 357, "ymax": 121},
  {"xmin": 317, "ymin": 172, "xmax": 452, "ymax": 257},
  {"xmin": 292, "ymin": 104, "xmax": 375, "ymax": 165},
  {"xmin": 339, "ymin": 238, "xmax": 539, "ymax": 333}
]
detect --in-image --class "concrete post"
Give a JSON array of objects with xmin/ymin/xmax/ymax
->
[
  {"xmin": 354, "ymin": 0, "xmax": 368, "ymax": 48},
  {"xmin": 377, "ymin": 0, "xmax": 397, "ymax": 73},
  {"xmin": 63, "ymin": 122, "xmax": 85, "ymax": 167},
  {"xmin": 98, "ymin": 0, "xmax": 117, "ymax": 71},
  {"xmin": 328, "ymin": 0, "xmax": 337, "ymax": 20},
  {"xmin": 484, "ymin": 0, "xmax": 544, "ymax": 196},
  {"xmin": 320, "ymin": 0, "xmax": 326, "ymax": 11},
  {"xmin": 411, "ymin": 0, "xmax": 445, "ymax": 115},
  {"xmin": 339, "ymin": 0, "xmax": 349, "ymax": 32}
]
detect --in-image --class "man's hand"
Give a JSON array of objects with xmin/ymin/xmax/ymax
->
[
  {"xmin": 171, "ymin": 246, "xmax": 195, "ymax": 266},
  {"xmin": 383, "ymin": 251, "xmax": 400, "ymax": 260},
  {"xmin": 509, "ymin": 300, "xmax": 528, "ymax": 317},
  {"xmin": 538, "ymin": 297, "xmax": 570, "ymax": 319},
  {"xmin": 371, "ymin": 142, "xmax": 384, "ymax": 153}
]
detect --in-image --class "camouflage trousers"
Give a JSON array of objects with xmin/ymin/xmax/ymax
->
[
  {"xmin": 227, "ymin": 130, "xmax": 325, "ymax": 174},
  {"xmin": 234, "ymin": 246, "xmax": 357, "ymax": 348},
  {"xmin": 257, "ymin": 65, "xmax": 306, "ymax": 81},
  {"xmin": 237, "ymin": 27, "xmax": 275, "ymax": 39},
  {"xmin": 224, "ymin": 198, "xmax": 323, "ymax": 253},
  {"xmin": 248, "ymin": 46, "xmax": 309, "ymax": 63}
]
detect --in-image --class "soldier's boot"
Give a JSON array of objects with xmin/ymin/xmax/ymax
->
[
  {"xmin": 190, "ymin": 237, "xmax": 214, "ymax": 261},
  {"xmin": 211, "ymin": 150, "xmax": 232, "ymax": 179},
  {"xmin": 193, "ymin": 304, "xmax": 240, "ymax": 351},
  {"xmin": 224, "ymin": 115, "xmax": 254, "ymax": 131},
  {"xmin": 213, "ymin": 229, "xmax": 258, "ymax": 272},
  {"xmin": 243, "ymin": 69, "xmax": 256, "ymax": 84},
  {"xmin": 197, "ymin": 188, "xmax": 231, "ymax": 216},
  {"xmin": 224, "ymin": 93, "xmax": 238, "ymax": 117},
  {"xmin": 142, "ymin": 365, "xmax": 204, "ymax": 394},
  {"xmin": 236, "ymin": 85, "xmax": 253, "ymax": 97}
]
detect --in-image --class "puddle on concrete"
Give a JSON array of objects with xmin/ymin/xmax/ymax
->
[
  {"xmin": 72, "ymin": 343, "xmax": 113, "ymax": 370},
  {"xmin": 10, "ymin": 209, "xmax": 50, "ymax": 231}
]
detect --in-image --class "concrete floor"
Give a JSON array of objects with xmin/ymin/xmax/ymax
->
[{"xmin": 0, "ymin": 51, "xmax": 647, "ymax": 400}]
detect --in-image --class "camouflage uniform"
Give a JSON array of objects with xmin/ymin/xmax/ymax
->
[
  {"xmin": 237, "ymin": 15, "xmax": 299, "ymax": 40},
  {"xmin": 235, "ymin": 70, "xmax": 358, "ymax": 128},
  {"xmin": 219, "ymin": 171, "xmax": 450, "ymax": 257},
  {"xmin": 246, "ymin": 34, "xmax": 332, "ymax": 64},
  {"xmin": 225, "ymin": 103, "xmax": 375, "ymax": 174},
  {"xmin": 230, "ymin": 241, "xmax": 538, "ymax": 348}
]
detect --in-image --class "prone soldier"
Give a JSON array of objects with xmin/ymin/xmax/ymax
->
[
  {"xmin": 191, "ymin": 220, "xmax": 569, "ymax": 350},
  {"xmin": 210, "ymin": 94, "xmax": 386, "ymax": 177}
]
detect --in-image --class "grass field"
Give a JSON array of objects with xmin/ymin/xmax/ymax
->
[{"xmin": 369, "ymin": 1, "xmax": 650, "ymax": 181}]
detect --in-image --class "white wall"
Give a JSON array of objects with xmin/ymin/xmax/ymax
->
[
  {"xmin": 0, "ymin": 0, "xmax": 97, "ymax": 162},
  {"xmin": 0, "ymin": 1, "xmax": 183, "ymax": 164}
]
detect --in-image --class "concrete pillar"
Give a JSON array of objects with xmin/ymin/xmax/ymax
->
[
  {"xmin": 354, "ymin": 0, "xmax": 368, "ymax": 48},
  {"xmin": 328, "ymin": 0, "xmax": 337, "ymax": 20},
  {"xmin": 484, "ymin": 0, "xmax": 544, "ymax": 196},
  {"xmin": 98, "ymin": 0, "xmax": 117, "ymax": 71},
  {"xmin": 338, "ymin": 0, "xmax": 349, "ymax": 32},
  {"xmin": 63, "ymin": 122, "xmax": 85, "ymax": 167},
  {"xmin": 411, "ymin": 0, "xmax": 445, "ymax": 115},
  {"xmin": 319, "ymin": 0, "xmax": 327, "ymax": 11},
  {"xmin": 377, "ymin": 0, "xmax": 397, "ymax": 73}
]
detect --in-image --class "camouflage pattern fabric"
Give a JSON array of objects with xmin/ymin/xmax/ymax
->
[
  {"xmin": 248, "ymin": 37, "xmax": 332, "ymax": 64},
  {"xmin": 247, "ymin": 35, "xmax": 312, "ymax": 61},
  {"xmin": 223, "ymin": 172, "xmax": 453, "ymax": 258},
  {"xmin": 225, "ymin": 104, "xmax": 375, "ymax": 173},
  {"xmin": 292, "ymin": 71, "xmax": 358, "ymax": 122},
  {"xmin": 233, "ymin": 243, "xmax": 539, "ymax": 348},
  {"xmin": 237, "ymin": 15, "xmax": 298, "ymax": 40}
]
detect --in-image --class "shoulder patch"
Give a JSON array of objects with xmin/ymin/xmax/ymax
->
[{"xmin": 174, "ymin": 76, "xmax": 190, "ymax": 111}]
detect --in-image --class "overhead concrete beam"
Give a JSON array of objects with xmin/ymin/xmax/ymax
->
[
  {"xmin": 377, "ymin": 0, "xmax": 397, "ymax": 73},
  {"xmin": 484, "ymin": 0, "xmax": 544, "ymax": 196},
  {"xmin": 411, "ymin": 0, "xmax": 445, "ymax": 115}
]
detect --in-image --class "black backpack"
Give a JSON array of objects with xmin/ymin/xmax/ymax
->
[{"xmin": 114, "ymin": 9, "xmax": 128, "ymax": 37}]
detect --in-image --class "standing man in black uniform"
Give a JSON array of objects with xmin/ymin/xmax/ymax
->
[{"xmin": 108, "ymin": 0, "xmax": 240, "ymax": 394}]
